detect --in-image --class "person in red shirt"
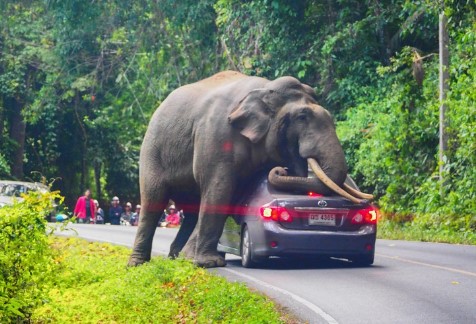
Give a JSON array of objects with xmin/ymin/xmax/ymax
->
[
  {"xmin": 73, "ymin": 189, "xmax": 96, "ymax": 224},
  {"xmin": 165, "ymin": 205, "xmax": 181, "ymax": 227}
]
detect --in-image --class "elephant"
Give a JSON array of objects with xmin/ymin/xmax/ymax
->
[{"xmin": 128, "ymin": 71, "xmax": 372, "ymax": 268}]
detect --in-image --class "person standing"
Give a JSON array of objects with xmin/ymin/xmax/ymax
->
[
  {"xmin": 109, "ymin": 196, "xmax": 123, "ymax": 225},
  {"xmin": 73, "ymin": 189, "xmax": 96, "ymax": 224},
  {"xmin": 165, "ymin": 205, "xmax": 181, "ymax": 227},
  {"xmin": 131, "ymin": 204, "xmax": 141, "ymax": 226},
  {"xmin": 120, "ymin": 202, "xmax": 133, "ymax": 225},
  {"xmin": 94, "ymin": 200, "xmax": 105, "ymax": 224}
]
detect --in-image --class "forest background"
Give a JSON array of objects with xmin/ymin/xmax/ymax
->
[{"xmin": 0, "ymin": 0, "xmax": 474, "ymax": 237}]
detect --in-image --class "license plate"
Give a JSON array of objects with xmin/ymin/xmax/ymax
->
[{"xmin": 309, "ymin": 213, "xmax": 336, "ymax": 226}]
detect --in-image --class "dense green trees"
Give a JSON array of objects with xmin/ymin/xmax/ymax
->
[
  {"xmin": 338, "ymin": 2, "xmax": 476, "ymax": 235},
  {"xmin": 0, "ymin": 1, "xmax": 474, "ymax": 233}
]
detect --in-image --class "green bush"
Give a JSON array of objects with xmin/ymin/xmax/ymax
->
[{"xmin": 0, "ymin": 191, "xmax": 61, "ymax": 323}]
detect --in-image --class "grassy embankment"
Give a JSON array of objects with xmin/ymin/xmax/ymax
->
[
  {"xmin": 32, "ymin": 237, "xmax": 292, "ymax": 323},
  {"xmin": 377, "ymin": 218, "xmax": 476, "ymax": 245}
]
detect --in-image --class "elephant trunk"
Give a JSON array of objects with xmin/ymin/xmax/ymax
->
[
  {"xmin": 268, "ymin": 159, "xmax": 374, "ymax": 204},
  {"xmin": 268, "ymin": 166, "xmax": 329, "ymax": 193}
]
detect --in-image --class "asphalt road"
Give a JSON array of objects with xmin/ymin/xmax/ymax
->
[{"xmin": 57, "ymin": 224, "xmax": 476, "ymax": 324}]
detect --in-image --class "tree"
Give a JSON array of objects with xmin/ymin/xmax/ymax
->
[{"xmin": 0, "ymin": 1, "xmax": 52, "ymax": 179}]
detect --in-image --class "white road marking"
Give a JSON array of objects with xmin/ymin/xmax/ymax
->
[
  {"xmin": 222, "ymin": 267, "xmax": 338, "ymax": 324},
  {"xmin": 377, "ymin": 253, "xmax": 476, "ymax": 277}
]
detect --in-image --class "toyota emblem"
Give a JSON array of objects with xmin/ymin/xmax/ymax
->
[{"xmin": 317, "ymin": 200, "xmax": 327, "ymax": 207}]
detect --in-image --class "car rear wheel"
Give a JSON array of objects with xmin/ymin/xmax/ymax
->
[{"xmin": 241, "ymin": 225, "xmax": 258, "ymax": 268}]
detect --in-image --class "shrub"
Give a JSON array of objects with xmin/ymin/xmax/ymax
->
[{"xmin": 0, "ymin": 191, "xmax": 61, "ymax": 323}]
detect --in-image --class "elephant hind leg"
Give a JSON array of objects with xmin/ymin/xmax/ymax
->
[
  {"xmin": 168, "ymin": 211, "xmax": 198, "ymax": 258},
  {"xmin": 181, "ymin": 192, "xmax": 230, "ymax": 268},
  {"xmin": 128, "ymin": 186, "xmax": 169, "ymax": 266}
]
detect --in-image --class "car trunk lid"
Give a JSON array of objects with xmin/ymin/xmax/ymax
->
[{"xmin": 273, "ymin": 196, "xmax": 370, "ymax": 231}]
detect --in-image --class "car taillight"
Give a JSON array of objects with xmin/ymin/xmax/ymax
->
[
  {"xmin": 260, "ymin": 206, "xmax": 293, "ymax": 223},
  {"xmin": 350, "ymin": 206, "xmax": 379, "ymax": 224},
  {"xmin": 308, "ymin": 191, "xmax": 323, "ymax": 197}
]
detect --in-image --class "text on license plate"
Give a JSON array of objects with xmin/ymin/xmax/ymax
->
[{"xmin": 309, "ymin": 214, "xmax": 336, "ymax": 226}]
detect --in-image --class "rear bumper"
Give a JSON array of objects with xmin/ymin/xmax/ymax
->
[{"xmin": 249, "ymin": 221, "xmax": 376, "ymax": 258}]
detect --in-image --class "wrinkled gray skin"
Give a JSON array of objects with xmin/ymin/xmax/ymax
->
[{"xmin": 128, "ymin": 71, "xmax": 348, "ymax": 268}]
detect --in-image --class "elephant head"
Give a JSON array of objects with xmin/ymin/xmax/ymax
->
[{"xmin": 228, "ymin": 76, "xmax": 372, "ymax": 203}]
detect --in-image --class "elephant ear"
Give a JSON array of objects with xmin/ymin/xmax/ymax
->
[{"xmin": 228, "ymin": 89, "xmax": 279, "ymax": 143}]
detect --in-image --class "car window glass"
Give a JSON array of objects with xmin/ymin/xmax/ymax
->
[{"xmin": 1, "ymin": 184, "xmax": 31, "ymax": 197}]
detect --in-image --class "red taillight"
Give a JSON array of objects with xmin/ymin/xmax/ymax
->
[
  {"xmin": 350, "ymin": 206, "xmax": 379, "ymax": 224},
  {"xmin": 259, "ymin": 206, "xmax": 293, "ymax": 223},
  {"xmin": 308, "ymin": 191, "xmax": 323, "ymax": 197}
]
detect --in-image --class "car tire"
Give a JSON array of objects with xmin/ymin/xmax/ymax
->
[
  {"xmin": 351, "ymin": 253, "xmax": 374, "ymax": 266},
  {"xmin": 241, "ymin": 225, "xmax": 257, "ymax": 268}
]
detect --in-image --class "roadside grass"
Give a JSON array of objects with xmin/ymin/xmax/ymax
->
[
  {"xmin": 32, "ymin": 237, "xmax": 289, "ymax": 323},
  {"xmin": 377, "ymin": 219, "xmax": 476, "ymax": 245}
]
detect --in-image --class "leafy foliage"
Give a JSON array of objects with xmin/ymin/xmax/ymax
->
[
  {"xmin": 0, "ymin": 0, "xmax": 475, "ymax": 237},
  {"xmin": 0, "ymin": 190, "xmax": 62, "ymax": 322},
  {"xmin": 0, "ymin": 153, "xmax": 10, "ymax": 177},
  {"xmin": 338, "ymin": 4, "xmax": 476, "ymax": 235}
]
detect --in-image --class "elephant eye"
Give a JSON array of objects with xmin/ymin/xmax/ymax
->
[{"xmin": 296, "ymin": 113, "xmax": 308, "ymax": 122}]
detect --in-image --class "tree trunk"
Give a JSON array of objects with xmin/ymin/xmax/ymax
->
[
  {"xmin": 0, "ymin": 99, "xmax": 4, "ymax": 148},
  {"xmin": 8, "ymin": 97, "xmax": 26, "ymax": 179},
  {"xmin": 74, "ymin": 92, "xmax": 88, "ymax": 192},
  {"xmin": 94, "ymin": 159, "xmax": 102, "ymax": 201},
  {"xmin": 324, "ymin": 0, "xmax": 337, "ymax": 96},
  {"xmin": 439, "ymin": 13, "xmax": 449, "ymax": 183}
]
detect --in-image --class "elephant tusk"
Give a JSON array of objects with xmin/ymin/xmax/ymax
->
[
  {"xmin": 307, "ymin": 158, "xmax": 364, "ymax": 204},
  {"xmin": 343, "ymin": 183, "xmax": 374, "ymax": 200}
]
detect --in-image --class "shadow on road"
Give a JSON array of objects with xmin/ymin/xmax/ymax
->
[{"xmin": 226, "ymin": 257, "xmax": 385, "ymax": 271}]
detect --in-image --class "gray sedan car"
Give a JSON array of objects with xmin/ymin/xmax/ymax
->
[{"xmin": 218, "ymin": 173, "xmax": 378, "ymax": 268}]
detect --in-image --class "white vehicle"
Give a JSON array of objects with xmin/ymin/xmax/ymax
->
[{"xmin": 0, "ymin": 180, "xmax": 49, "ymax": 207}]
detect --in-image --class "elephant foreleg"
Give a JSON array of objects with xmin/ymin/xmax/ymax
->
[
  {"xmin": 181, "ymin": 183, "xmax": 232, "ymax": 268},
  {"xmin": 185, "ymin": 212, "xmax": 228, "ymax": 268}
]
